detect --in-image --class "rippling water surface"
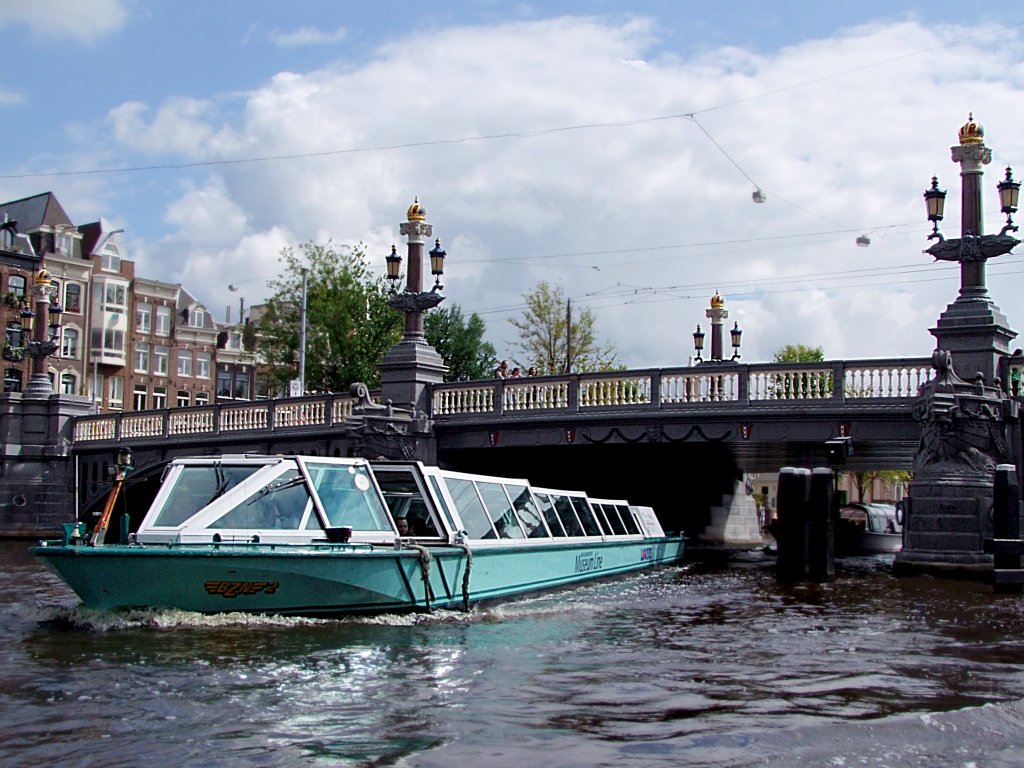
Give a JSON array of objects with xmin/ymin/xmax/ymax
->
[{"xmin": 5, "ymin": 541, "xmax": 1024, "ymax": 767}]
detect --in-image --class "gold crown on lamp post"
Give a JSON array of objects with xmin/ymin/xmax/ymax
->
[
  {"xmin": 406, "ymin": 197, "xmax": 427, "ymax": 222},
  {"xmin": 958, "ymin": 113, "xmax": 985, "ymax": 145},
  {"xmin": 710, "ymin": 290, "xmax": 725, "ymax": 309}
]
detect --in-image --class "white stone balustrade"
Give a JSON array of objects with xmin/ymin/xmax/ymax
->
[
  {"xmin": 121, "ymin": 413, "xmax": 166, "ymax": 438},
  {"xmin": 748, "ymin": 367, "xmax": 834, "ymax": 401},
  {"xmin": 843, "ymin": 364, "xmax": 934, "ymax": 399},
  {"xmin": 661, "ymin": 371, "xmax": 739, "ymax": 403},
  {"xmin": 168, "ymin": 409, "xmax": 215, "ymax": 436},
  {"xmin": 433, "ymin": 385, "xmax": 497, "ymax": 415},
  {"xmin": 579, "ymin": 376, "xmax": 651, "ymax": 408},
  {"xmin": 220, "ymin": 405, "xmax": 269, "ymax": 432}
]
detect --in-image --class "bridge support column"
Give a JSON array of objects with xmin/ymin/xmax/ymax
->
[{"xmin": 0, "ymin": 392, "xmax": 92, "ymax": 537}]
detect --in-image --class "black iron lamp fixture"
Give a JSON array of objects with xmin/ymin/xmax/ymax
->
[
  {"xmin": 997, "ymin": 166, "xmax": 1021, "ymax": 234},
  {"xmin": 429, "ymin": 239, "xmax": 446, "ymax": 288},
  {"xmin": 385, "ymin": 244, "xmax": 402, "ymax": 288},
  {"xmin": 692, "ymin": 324, "xmax": 705, "ymax": 362},
  {"xmin": 116, "ymin": 446, "xmax": 134, "ymax": 472},
  {"xmin": 924, "ymin": 175, "xmax": 946, "ymax": 240},
  {"xmin": 19, "ymin": 302, "xmax": 33, "ymax": 321},
  {"xmin": 730, "ymin": 321, "xmax": 743, "ymax": 360}
]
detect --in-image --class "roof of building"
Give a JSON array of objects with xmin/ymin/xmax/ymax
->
[{"xmin": 0, "ymin": 192, "xmax": 74, "ymax": 233}]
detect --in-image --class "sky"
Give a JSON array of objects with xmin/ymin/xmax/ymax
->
[{"xmin": 4, "ymin": 1, "xmax": 1024, "ymax": 369}]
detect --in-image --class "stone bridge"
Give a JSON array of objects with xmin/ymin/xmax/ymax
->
[{"xmin": 68, "ymin": 356, "xmax": 944, "ymax": 537}]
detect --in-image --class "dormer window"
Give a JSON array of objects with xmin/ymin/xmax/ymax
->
[
  {"xmin": 101, "ymin": 243, "xmax": 120, "ymax": 272},
  {"xmin": 188, "ymin": 307, "xmax": 205, "ymax": 328}
]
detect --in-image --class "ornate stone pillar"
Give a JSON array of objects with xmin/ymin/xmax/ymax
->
[
  {"xmin": 706, "ymin": 291, "xmax": 728, "ymax": 362},
  {"xmin": 378, "ymin": 199, "xmax": 447, "ymax": 414}
]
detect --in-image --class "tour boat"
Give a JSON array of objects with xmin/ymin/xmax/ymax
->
[{"xmin": 31, "ymin": 455, "xmax": 685, "ymax": 616}]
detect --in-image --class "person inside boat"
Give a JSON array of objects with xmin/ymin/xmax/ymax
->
[{"xmin": 396, "ymin": 517, "xmax": 410, "ymax": 536}]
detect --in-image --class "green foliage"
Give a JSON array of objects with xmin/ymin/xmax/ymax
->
[
  {"xmin": 847, "ymin": 469, "xmax": 912, "ymax": 502},
  {"xmin": 256, "ymin": 241, "xmax": 402, "ymax": 394},
  {"xmin": 773, "ymin": 344, "xmax": 825, "ymax": 363},
  {"xmin": 508, "ymin": 281, "xmax": 616, "ymax": 374},
  {"xmin": 424, "ymin": 304, "xmax": 497, "ymax": 381}
]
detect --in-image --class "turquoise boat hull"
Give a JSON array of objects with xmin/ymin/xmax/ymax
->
[{"xmin": 32, "ymin": 536, "xmax": 685, "ymax": 616}]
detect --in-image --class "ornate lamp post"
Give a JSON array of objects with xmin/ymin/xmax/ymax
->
[
  {"xmin": 896, "ymin": 115, "xmax": 1022, "ymax": 577},
  {"xmin": 24, "ymin": 269, "xmax": 61, "ymax": 396},
  {"xmin": 378, "ymin": 199, "xmax": 449, "ymax": 413},
  {"xmin": 924, "ymin": 114, "xmax": 1019, "ymax": 386},
  {"xmin": 692, "ymin": 324, "xmax": 705, "ymax": 363},
  {"xmin": 693, "ymin": 294, "xmax": 743, "ymax": 363},
  {"xmin": 730, "ymin": 322, "xmax": 743, "ymax": 361}
]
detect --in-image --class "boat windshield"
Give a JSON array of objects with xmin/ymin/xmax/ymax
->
[
  {"xmin": 151, "ymin": 464, "xmax": 264, "ymax": 527},
  {"xmin": 208, "ymin": 468, "xmax": 311, "ymax": 530},
  {"xmin": 304, "ymin": 461, "xmax": 392, "ymax": 532}
]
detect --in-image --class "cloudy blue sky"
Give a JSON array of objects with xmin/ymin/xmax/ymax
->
[{"xmin": 3, "ymin": 1, "xmax": 1024, "ymax": 367}]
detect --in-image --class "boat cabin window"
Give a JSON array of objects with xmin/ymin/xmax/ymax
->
[
  {"xmin": 507, "ymin": 484, "xmax": 550, "ymax": 539},
  {"xmin": 616, "ymin": 504, "xmax": 641, "ymax": 535},
  {"xmin": 306, "ymin": 462, "xmax": 392, "ymax": 532},
  {"xmin": 596, "ymin": 504, "xmax": 626, "ymax": 535},
  {"xmin": 374, "ymin": 467, "xmax": 440, "ymax": 537},
  {"xmin": 534, "ymin": 493, "xmax": 568, "ymax": 537},
  {"xmin": 444, "ymin": 478, "xmax": 496, "ymax": 539},
  {"xmin": 427, "ymin": 475, "xmax": 458, "ymax": 533},
  {"xmin": 208, "ymin": 468, "xmax": 311, "ymax": 530},
  {"xmin": 152, "ymin": 464, "xmax": 263, "ymax": 527},
  {"xmin": 477, "ymin": 481, "xmax": 526, "ymax": 539},
  {"xmin": 571, "ymin": 497, "xmax": 604, "ymax": 536},
  {"xmin": 551, "ymin": 494, "xmax": 585, "ymax": 536}
]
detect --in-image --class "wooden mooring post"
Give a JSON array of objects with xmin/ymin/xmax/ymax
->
[
  {"xmin": 776, "ymin": 466, "xmax": 835, "ymax": 583},
  {"xmin": 984, "ymin": 464, "xmax": 1023, "ymax": 594}
]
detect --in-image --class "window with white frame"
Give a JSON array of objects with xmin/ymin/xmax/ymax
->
[
  {"xmin": 101, "ymin": 243, "xmax": 121, "ymax": 272},
  {"xmin": 188, "ymin": 307, "xmax": 205, "ymax": 328},
  {"xmin": 195, "ymin": 391, "xmax": 210, "ymax": 406},
  {"xmin": 60, "ymin": 328, "xmax": 79, "ymax": 359},
  {"xmin": 134, "ymin": 341, "xmax": 149, "ymax": 373},
  {"xmin": 101, "ymin": 281, "xmax": 127, "ymax": 310},
  {"xmin": 177, "ymin": 350, "xmax": 192, "ymax": 377},
  {"xmin": 176, "ymin": 390, "xmax": 190, "ymax": 408},
  {"xmin": 56, "ymin": 232, "xmax": 72, "ymax": 256},
  {"xmin": 8, "ymin": 274, "xmax": 25, "ymax": 299},
  {"xmin": 152, "ymin": 386, "xmax": 166, "ymax": 410},
  {"xmin": 133, "ymin": 385, "xmax": 147, "ymax": 411},
  {"xmin": 233, "ymin": 371, "xmax": 250, "ymax": 400},
  {"xmin": 103, "ymin": 328, "xmax": 125, "ymax": 354},
  {"xmin": 136, "ymin": 303, "xmax": 151, "ymax": 333},
  {"xmin": 64, "ymin": 283, "xmax": 82, "ymax": 313},
  {"xmin": 216, "ymin": 370, "xmax": 232, "ymax": 397},
  {"xmin": 60, "ymin": 372, "xmax": 77, "ymax": 395},
  {"xmin": 196, "ymin": 352, "xmax": 211, "ymax": 379},
  {"xmin": 108, "ymin": 376, "xmax": 124, "ymax": 409},
  {"xmin": 154, "ymin": 345, "xmax": 169, "ymax": 375},
  {"xmin": 155, "ymin": 306, "xmax": 172, "ymax": 336}
]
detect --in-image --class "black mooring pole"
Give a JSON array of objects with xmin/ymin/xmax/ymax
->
[
  {"xmin": 776, "ymin": 467, "xmax": 811, "ymax": 583},
  {"xmin": 993, "ymin": 464, "xmax": 1023, "ymax": 594},
  {"xmin": 807, "ymin": 468, "xmax": 835, "ymax": 582}
]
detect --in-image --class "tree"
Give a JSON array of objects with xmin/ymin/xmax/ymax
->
[
  {"xmin": 256, "ymin": 241, "xmax": 402, "ymax": 394},
  {"xmin": 771, "ymin": 344, "xmax": 827, "ymax": 398},
  {"xmin": 424, "ymin": 304, "xmax": 497, "ymax": 381},
  {"xmin": 848, "ymin": 469, "xmax": 912, "ymax": 502},
  {"xmin": 508, "ymin": 281, "xmax": 616, "ymax": 373},
  {"xmin": 773, "ymin": 344, "xmax": 825, "ymax": 363}
]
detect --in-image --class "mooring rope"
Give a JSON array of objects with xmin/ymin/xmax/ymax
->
[
  {"xmin": 408, "ymin": 544, "xmax": 434, "ymax": 612},
  {"xmin": 456, "ymin": 542, "xmax": 473, "ymax": 612}
]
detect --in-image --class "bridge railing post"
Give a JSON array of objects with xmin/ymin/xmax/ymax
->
[
  {"xmin": 832, "ymin": 361, "xmax": 845, "ymax": 404},
  {"xmin": 737, "ymin": 364, "xmax": 749, "ymax": 404},
  {"xmin": 776, "ymin": 466, "xmax": 811, "ymax": 583},
  {"xmin": 567, "ymin": 375, "xmax": 579, "ymax": 412}
]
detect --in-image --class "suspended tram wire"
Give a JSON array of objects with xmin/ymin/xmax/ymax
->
[{"xmin": 3, "ymin": 21, "xmax": 1020, "ymax": 182}]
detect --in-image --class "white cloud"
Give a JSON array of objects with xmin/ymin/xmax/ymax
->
[
  {"xmin": 0, "ymin": 88, "xmax": 23, "ymax": 106},
  {"xmin": 103, "ymin": 15, "xmax": 1024, "ymax": 368},
  {"xmin": 0, "ymin": 0, "xmax": 128, "ymax": 42},
  {"xmin": 269, "ymin": 25, "xmax": 347, "ymax": 48}
]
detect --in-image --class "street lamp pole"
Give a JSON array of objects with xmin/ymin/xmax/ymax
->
[{"xmin": 379, "ymin": 198, "xmax": 448, "ymax": 412}]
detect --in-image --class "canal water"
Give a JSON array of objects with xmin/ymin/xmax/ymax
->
[{"xmin": 4, "ymin": 540, "xmax": 1024, "ymax": 768}]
